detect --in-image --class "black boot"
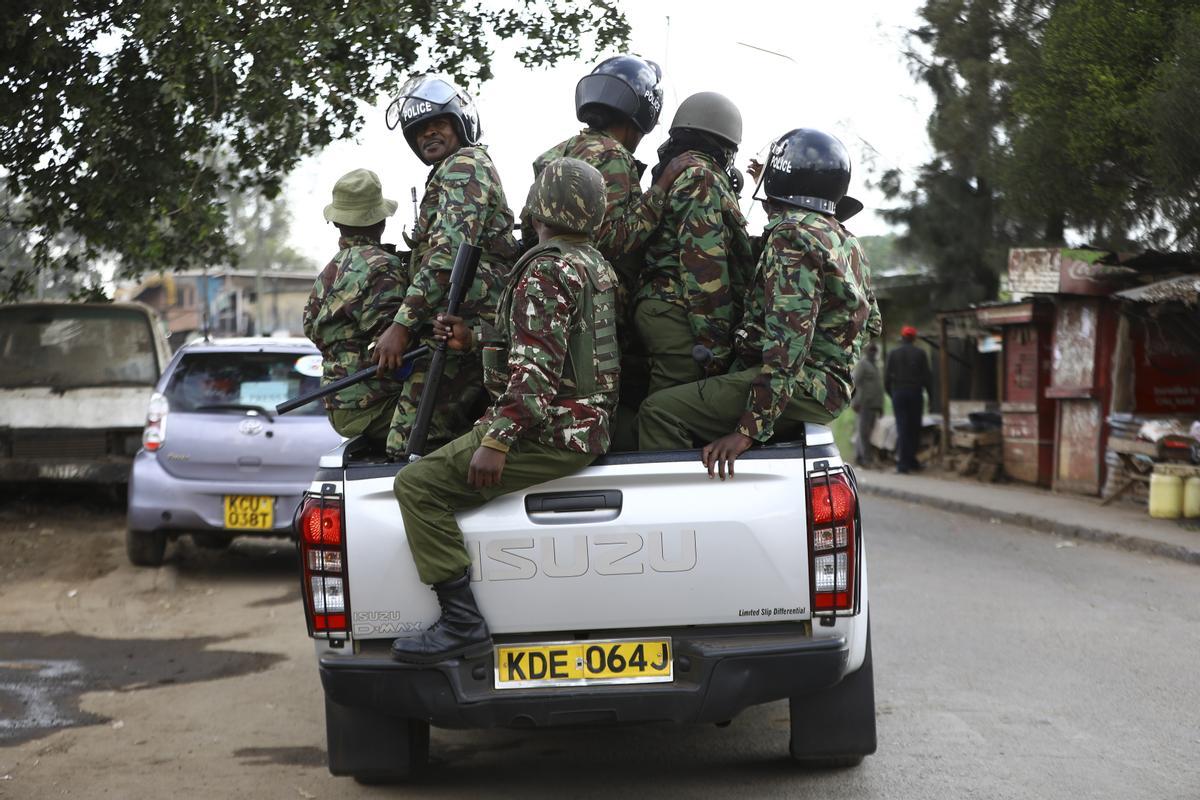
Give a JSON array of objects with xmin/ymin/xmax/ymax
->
[{"xmin": 391, "ymin": 572, "xmax": 492, "ymax": 664}]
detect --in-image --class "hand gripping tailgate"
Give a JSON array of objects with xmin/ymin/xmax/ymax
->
[{"xmin": 343, "ymin": 457, "xmax": 812, "ymax": 639}]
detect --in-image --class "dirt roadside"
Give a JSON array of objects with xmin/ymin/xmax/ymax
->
[{"xmin": 0, "ymin": 491, "xmax": 357, "ymax": 799}]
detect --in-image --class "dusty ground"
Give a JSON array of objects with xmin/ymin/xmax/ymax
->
[
  {"xmin": 3, "ymin": 489, "xmax": 1197, "ymax": 799},
  {"xmin": 0, "ymin": 488, "xmax": 339, "ymax": 799}
]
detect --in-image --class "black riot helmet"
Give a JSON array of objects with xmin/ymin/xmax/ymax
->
[
  {"xmin": 760, "ymin": 128, "xmax": 851, "ymax": 215},
  {"xmin": 385, "ymin": 73, "xmax": 481, "ymax": 162},
  {"xmin": 575, "ymin": 55, "xmax": 664, "ymax": 134}
]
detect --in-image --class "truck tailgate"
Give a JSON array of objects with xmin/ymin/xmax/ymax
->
[{"xmin": 342, "ymin": 455, "xmax": 812, "ymax": 638}]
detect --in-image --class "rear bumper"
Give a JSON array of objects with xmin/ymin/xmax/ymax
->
[
  {"xmin": 319, "ymin": 625, "xmax": 852, "ymax": 728},
  {"xmin": 127, "ymin": 450, "xmax": 309, "ymax": 537}
]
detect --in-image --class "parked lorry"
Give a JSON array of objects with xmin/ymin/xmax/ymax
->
[
  {"xmin": 0, "ymin": 302, "xmax": 172, "ymax": 485},
  {"xmin": 294, "ymin": 427, "xmax": 875, "ymax": 783}
]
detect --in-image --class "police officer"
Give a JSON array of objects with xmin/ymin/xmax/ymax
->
[
  {"xmin": 302, "ymin": 169, "xmax": 408, "ymax": 448},
  {"xmin": 638, "ymin": 128, "xmax": 882, "ymax": 479},
  {"xmin": 520, "ymin": 54, "xmax": 696, "ymax": 300},
  {"xmin": 390, "ymin": 158, "xmax": 618, "ymax": 663},
  {"xmin": 634, "ymin": 91, "xmax": 754, "ymax": 398},
  {"xmin": 373, "ymin": 73, "xmax": 519, "ymax": 457}
]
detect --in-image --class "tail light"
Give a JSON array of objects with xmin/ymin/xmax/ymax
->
[
  {"xmin": 297, "ymin": 494, "xmax": 350, "ymax": 639},
  {"xmin": 142, "ymin": 392, "xmax": 169, "ymax": 451},
  {"xmin": 807, "ymin": 469, "xmax": 859, "ymax": 617}
]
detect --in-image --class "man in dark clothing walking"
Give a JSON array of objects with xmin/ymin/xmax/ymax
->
[{"xmin": 885, "ymin": 326, "xmax": 932, "ymax": 473}]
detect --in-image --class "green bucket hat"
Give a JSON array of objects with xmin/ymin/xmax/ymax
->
[{"xmin": 323, "ymin": 168, "xmax": 398, "ymax": 227}]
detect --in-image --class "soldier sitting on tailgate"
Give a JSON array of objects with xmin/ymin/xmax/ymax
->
[
  {"xmin": 633, "ymin": 91, "xmax": 755, "ymax": 401},
  {"xmin": 372, "ymin": 73, "xmax": 519, "ymax": 459},
  {"xmin": 302, "ymin": 169, "xmax": 409, "ymax": 451},
  {"xmin": 638, "ymin": 128, "xmax": 882, "ymax": 479},
  {"xmin": 390, "ymin": 158, "xmax": 619, "ymax": 664}
]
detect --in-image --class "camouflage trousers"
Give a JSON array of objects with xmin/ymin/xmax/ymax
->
[
  {"xmin": 393, "ymin": 425, "xmax": 595, "ymax": 585},
  {"xmin": 385, "ymin": 348, "xmax": 489, "ymax": 459},
  {"xmin": 328, "ymin": 400, "xmax": 397, "ymax": 445},
  {"xmin": 638, "ymin": 367, "xmax": 834, "ymax": 451}
]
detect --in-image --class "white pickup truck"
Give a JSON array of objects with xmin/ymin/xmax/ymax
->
[{"xmin": 294, "ymin": 427, "xmax": 875, "ymax": 783}]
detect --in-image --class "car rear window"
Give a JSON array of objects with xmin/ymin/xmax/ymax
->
[
  {"xmin": 0, "ymin": 305, "xmax": 161, "ymax": 389},
  {"xmin": 165, "ymin": 351, "xmax": 325, "ymax": 416}
]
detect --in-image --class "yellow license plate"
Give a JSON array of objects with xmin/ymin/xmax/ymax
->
[
  {"xmin": 223, "ymin": 495, "xmax": 274, "ymax": 530},
  {"xmin": 494, "ymin": 638, "xmax": 672, "ymax": 689}
]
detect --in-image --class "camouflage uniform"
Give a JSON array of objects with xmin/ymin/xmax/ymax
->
[
  {"xmin": 302, "ymin": 235, "xmax": 408, "ymax": 442},
  {"xmin": 394, "ymin": 231, "xmax": 620, "ymax": 584},
  {"xmin": 638, "ymin": 207, "xmax": 881, "ymax": 450},
  {"xmin": 520, "ymin": 130, "xmax": 666, "ymax": 301},
  {"xmin": 386, "ymin": 145, "xmax": 519, "ymax": 457},
  {"xmin": 634, "ymin": 152, "xmax": 754, "ymax": 396}
]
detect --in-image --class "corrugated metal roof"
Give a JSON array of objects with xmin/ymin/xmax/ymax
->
[{"xmin": 1114, "ymin": 275, "xmax": 1200, "ymax": 306}]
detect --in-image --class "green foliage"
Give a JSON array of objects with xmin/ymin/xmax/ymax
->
[
  {"xmin": 880, "ymin": 0, "xmax": 1045, "ymax": 308},
  {"xmin": 1006, "ymin": 0, "xmax": 1200, "ymax": 248},
  {"xmin": 886, "ymin": 0, "xmax": 1200, "ymax": 309},
  {"xmin": 0, "ymin": 0, "xmax": 629, "ymax": 300}
]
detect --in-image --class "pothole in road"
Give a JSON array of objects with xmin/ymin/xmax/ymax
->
[{"xmin": 0, "ymin": 632, "xmax": 283, "ymax": 745}]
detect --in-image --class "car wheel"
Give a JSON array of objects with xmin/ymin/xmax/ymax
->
[
  {"xmin": 788, "ymin": 622, "xmax": 876, "ymax": 766},
  {"xmin": 324, "ymin": 696, "xmax": 429, "ymax": 782},
  {"xmin": 126, "ymin": 530, "xmax": 166, "ymax": 567}
]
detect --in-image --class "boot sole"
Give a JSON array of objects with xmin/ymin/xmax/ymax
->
[{"xmin": 390, "ymin": 640, "xmax": 493, "ymax": 665}]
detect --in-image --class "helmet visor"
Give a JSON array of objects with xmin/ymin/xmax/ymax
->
[
  {"xmin": 387, "ymin": 75, "xmax": 462, "ymax": 130},
  {"xmin": 397, "ymin": 74, "xmax": 459, "ymax": 103}
]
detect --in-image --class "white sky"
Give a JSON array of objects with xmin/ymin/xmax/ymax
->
[{"xmin": 285, "ymin": 0, "xmax": 933, "ymax": 265}]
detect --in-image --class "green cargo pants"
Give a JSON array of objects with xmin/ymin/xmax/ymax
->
[
  {"xmin": 638, "ymin": 367, "xmax": 834, "ymax": 451},
  {"xmin": 393, "ymin": 426, "xmax": 596, "ymax": 585},
  {"xmin": 633, "ymin": 298, "xmax": 704, "ymax": 397},
  {"xmin": 328, "ymin": 398, "xmax": 397, "ymax": 443}
]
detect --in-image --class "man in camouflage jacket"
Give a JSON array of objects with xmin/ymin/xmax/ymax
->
[
  {"xmin": 374, "ymin": 74, "xmax": 519, "ymax": 458},
  {"xmin": 639, "ymin": 128, "xmax": 881, "ymax": 479},
  {"xmin": 390, "ymin": 157, "xmax": 617, "ymax": 664},
  {"xmin": 635, "ymin": 92, "xmax": 754, "ymax": 398},
  {"xmin": 519, "ymin": 56, "xmax": 695, "ymax": 306},
  {"xmin": 302, "ymin": 168, "xmax": 408, "ymax": 447}
]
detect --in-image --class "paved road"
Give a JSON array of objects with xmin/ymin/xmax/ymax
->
[{"xmin": 1, "ymin": 495, "xmax": 1197, "ymax": 798}]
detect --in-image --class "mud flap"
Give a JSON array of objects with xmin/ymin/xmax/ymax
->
[
  {"xmin": 324, "ymin": 695, "xmax": 430, "ymax": 783},
  {"xmin": 788, "ymin": 624, "xmax": 877, "ymax": 765}
]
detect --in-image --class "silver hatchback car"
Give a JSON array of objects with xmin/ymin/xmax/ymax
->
[{"xmin": 126, "ymin": 337, "xmax": 343, "ymax": 566}]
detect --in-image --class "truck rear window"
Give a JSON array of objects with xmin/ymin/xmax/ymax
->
[
  {"xmin": 0, "ymin": 305, "xmax": 160, "ymax": 389},
  {"xmin": 164, "ymin": 351, "xmax": 325, "ymax": 415}
]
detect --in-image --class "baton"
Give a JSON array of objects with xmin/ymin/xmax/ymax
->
[
  {"xmin": 275, "ymin": 345, "xmax": 430, "ymax": 415},
  {"xmin": 404, "ymin": 241, "xmax": 482, "ymax": 460}
]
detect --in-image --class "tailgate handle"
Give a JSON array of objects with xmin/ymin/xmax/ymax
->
[{"xmin": 525, "ymin": 490, "xmax": 622, "ymax": 514}]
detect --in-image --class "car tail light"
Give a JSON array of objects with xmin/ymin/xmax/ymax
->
[
  {"xmin": 808, "ymin": 469, "xmax": 859, "ymax": 616},
  {"xmin": 297, "ymin": 494, "xmax": 350, "ymax": 639},
  {"xmin": 142, "ymin": 392, "xmax": 169, "ymax": 451}
]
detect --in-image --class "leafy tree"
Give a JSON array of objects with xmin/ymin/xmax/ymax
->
[
  {"xmin": 884, "ymin": 0, "xmax": 1200, "ymax": 307},
  {"xmin": 226, "ymin": 189, "xmax": 315, "ymax": 276},
  {"xmin": 878, "ymin": 0, "xmax": 1044, "ymax": 306},
  {"xmin": 1005, "ymin": 0, "xmax": 1200, "ymax": 249},
  {"xmin": 0, "ymin": 1, "xmax": 628, "ymax": 300}
]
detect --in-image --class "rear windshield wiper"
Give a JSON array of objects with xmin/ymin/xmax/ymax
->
[{"xmin": 193, "ymin": 403, "xmax": 275, "ymax": 422}]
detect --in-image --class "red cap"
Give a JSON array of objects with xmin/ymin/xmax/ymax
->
[{"xmin": 901, "ymin": 325, "xmax": 918, "ymax": 338}]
